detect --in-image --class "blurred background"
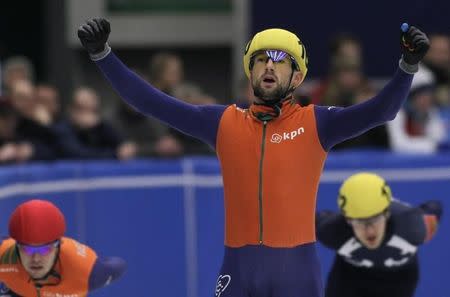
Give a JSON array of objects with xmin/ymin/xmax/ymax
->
[{"xmin": 0, "ymin": 0, "xmax": 448, "ymax": 296}]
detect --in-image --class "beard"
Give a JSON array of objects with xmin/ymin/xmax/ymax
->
[{"xmin": 252, "ymin": 77, "xmax": 290, "ymax": 102}]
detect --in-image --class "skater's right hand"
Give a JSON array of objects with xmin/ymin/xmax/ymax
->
[{"xmin": 77, "ymin": 18, "xmax": 111, "ymax": 55}]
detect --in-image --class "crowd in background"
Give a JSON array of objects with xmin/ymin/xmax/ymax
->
[
  {"xmin": 0, "ymin": 32, "xmax": 449, "ymax": 165},
  {"xmin": 302, "ymin": 32, "xmax": 450, "ymax": 154}
]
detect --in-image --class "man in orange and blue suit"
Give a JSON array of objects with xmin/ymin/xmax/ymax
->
[
  {"xmin": 78, "ymin": 18, "xmax": 429, "ymax": 297},
  {"xmin": 0, "ymin": 199, "xmax": 126, "ymax": 297}
]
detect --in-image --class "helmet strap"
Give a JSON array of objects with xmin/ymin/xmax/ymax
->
[{"xmin": 253, "ymin": 102, "xmax": 282, "ymax": 122}]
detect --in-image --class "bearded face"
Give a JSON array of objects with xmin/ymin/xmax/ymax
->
[
  {"xmin": 252, "ymin": 71, "xmax": 291, "ymax": 101},
  {"xmin": 250, "ymin": 51, "xmax": 300, "ymax": 103}
]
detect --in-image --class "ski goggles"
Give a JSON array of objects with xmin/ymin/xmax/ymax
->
[
  {"xmin": 265, "ymin": 50, "xmax": 289, "ymax": 62},
  {"xmin": 17, "ymin": 241, "xmax": 60, "ymax": 256},
  {"xmin": 251, "ymin": 50, "xmax": 299, "ymax": 70}
]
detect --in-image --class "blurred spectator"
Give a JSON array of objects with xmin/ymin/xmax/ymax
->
[
  {"xmin": 293, "ymin": 83, "xmax": 312, "ymax": 107},
  {"xmin": 61, "ymin": 87, "xmax": 137, "ymax": 161},
  {"xmin": 104, "ymin": 65, "xmax": 168, "ymax": 157},
  {"xmin": 329, "ymin": 33, "xmax": 362, "ymax": 63},
  {"xmin": 36, "ymin": 84, "xmax": 61, "ymax": 123},
  {"xmin": 10, "ymin": 80, "xmax": 52, "ymax": 125},
  {"xmin": 147, "ymin": 52, "xmax": 217, "ymax": 156},
  {"xmin": 148, "ymin": 52, "xmax": 184, "ymax": 95},
  {"xmin": 0, "ymin": 100, "xmax": 17, "ymax": 143},
  {"xmin": 0, "ymin": 99, "xmax": 33, "ymax": 164},
  {"xmin": 172, "ymin": 82, "xmax": 217, "ymax": 105},
  {"xmin": 310, "ymin": 33, "xmax": 389, "ymax": 150},
  {"xmin": 332, "ymin": 88, "xmax": 390, "ymax": 151},
  {"xmin": 235, "ymin": 77, "xmax": 254, "ymax": 107},
  {"xmin": 147, "ymin": 52, "xmax": 187, "ymax": 156},
  {"xmin": 422, "ymin": 33, "xmax": 450, "ymax": 106},
  {"xmin": 316, "ymin": 56, "xmax": 370, "ymax": 107},
  {"xmin": 311, "ymin": 33, "xmax": 363, "ymax": 105},
  {"xmin": 387, "ymin": 71, "xmax": 447, "ymax": 154},
  {"xmin": 155, "ymin": 83, "xmax": 217, "ymax": 156},
  {"xmin": 10, "ymin": 80, "xmax": 57, "ymax": 160},
  {"xmin": 112, "ymin": 101, "xmax": 168, "ymax": 157},
  {"xmin": 2, "ymin": 56, "xmax": 35, "ymax": 95}
]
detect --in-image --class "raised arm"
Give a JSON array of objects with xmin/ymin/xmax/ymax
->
[
  {"xmin": 77, "ymin": 18, "xmax": 226, "ymax": 148},
  {"xmin": 88, "ymin": 256, "xmax": 126, "ymax": 291},
  {"xmin": 314, "ymin": 25, "xmax": 430, "ymax": 151}
]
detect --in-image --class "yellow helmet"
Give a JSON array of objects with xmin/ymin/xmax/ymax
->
[
  {"xmin": 338, "ymin": 173, "xmax": 392, "ymax": 219},
  {"xmin": 243, "ymin": 28, "xmax": 308, "ymax": 82}
]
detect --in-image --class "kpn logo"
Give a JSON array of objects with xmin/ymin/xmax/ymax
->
[{"xmin": 271, "ymin": 127, "xmax": 305, "ymax": 143}]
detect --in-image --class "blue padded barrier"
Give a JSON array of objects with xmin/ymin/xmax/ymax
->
[{"xmin": 0, "ymin": 152, "xmax": 448, "ymax": 297}]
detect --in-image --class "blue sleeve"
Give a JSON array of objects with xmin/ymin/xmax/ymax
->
[
  {"xmin": 419, "ymin": 200, "xmax": 443, "ymax": 221},
  {"xmin": 314, "ymin": 68, "xmax": 413, "ymax": 151},
  {"xmin": 88, "ymin": 257, "xmax": 126, "ymax": 291},
  {"xmin": 316, "ymin": 211, "xmax": 352, "ymax": 250},
  {"xmin": 0, "ymin": 282, "xmax": 20, "ymax": 296},
  {"xmin": 95, "ymin": 52, "xmax": 227, "ymax": 148},
  {"xmin": 394, "ymin": 208, "xmax": 423, "ymax": 244}
]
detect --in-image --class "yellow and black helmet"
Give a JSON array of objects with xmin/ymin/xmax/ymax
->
[
  {"xmin": 338, "ymin": 172, "xmax": 392, "ymax": 219},
  {"xmin": 243, "ymin": 28, "xmax": 308, "ymax": 82}
]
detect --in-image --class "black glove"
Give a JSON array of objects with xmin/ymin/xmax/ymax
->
[
  {"xmin": 77, "ymin": 18, "xmax": 111, "ymax": 55},
  {"xmin": 400, "ymin": 25, "xmax": 430, "ymax": 65}
]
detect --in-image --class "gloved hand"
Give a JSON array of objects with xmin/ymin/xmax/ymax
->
[
  {"xmin": 77, "ymin": 18, "xmax": 111, "ymax": 55},
  {"xmin": 400, "ymin": 24, "xmax": 430, "ymax": 65}
]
